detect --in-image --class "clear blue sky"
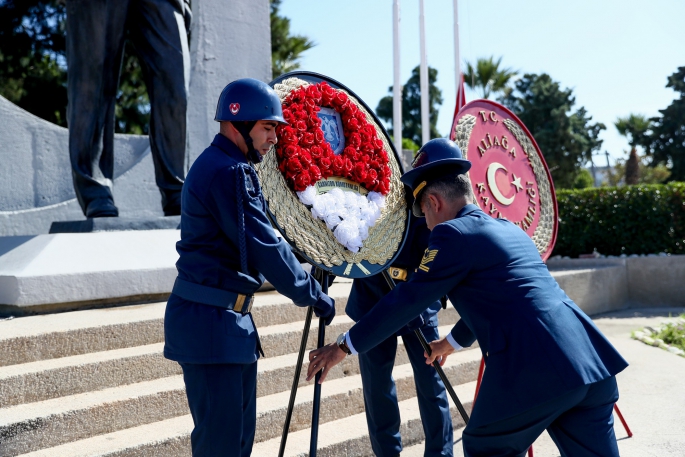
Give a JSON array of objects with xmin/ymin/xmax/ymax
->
[{"xmin": 279, "ymin": 0, "xmax": 685, "ymax": 166}]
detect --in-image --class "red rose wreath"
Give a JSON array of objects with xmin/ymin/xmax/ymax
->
[{"xmin": 274, "ymin": 82, "xmax": 392, "ymax": 252}]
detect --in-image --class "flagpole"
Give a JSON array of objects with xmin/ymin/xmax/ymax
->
[
  {"xmin": 453, "ymin": 0, "xmax": 460, "ymax": 95},
  {"xmin": 392, "ymin": 0, "xmax": 402, "ymax": 155},
  {"xmin": 419, "ymin": 0, "xmax": 429, "ymax": 145}
]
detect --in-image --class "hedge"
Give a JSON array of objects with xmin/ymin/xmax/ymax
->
[{"xmin": 552, "ymin": 183, "xmax": 685, "ymax": 258}]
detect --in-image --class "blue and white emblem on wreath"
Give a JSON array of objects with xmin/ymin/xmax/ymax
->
[{"xmin": 318, "ymin": 107, "xmax": 345, "ymax": 155}]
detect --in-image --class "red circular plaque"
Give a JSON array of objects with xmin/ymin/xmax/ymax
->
[{"xmin": 450, "ymin": 100, "xmax": 558, "ymax": 260}]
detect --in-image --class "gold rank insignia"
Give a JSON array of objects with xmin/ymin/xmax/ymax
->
[{"xmin": 419, "ymin": 249, "xmax": 438, "ymax": 272}]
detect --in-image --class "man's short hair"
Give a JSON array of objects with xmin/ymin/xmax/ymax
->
[{"xmin": 420, "ymin": 173, "xmax": 474, "ymax": 207}]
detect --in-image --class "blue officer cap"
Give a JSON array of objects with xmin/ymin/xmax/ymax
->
[
  {"xmin": 401, "ymin": 138, "xmax": 471, "ymax": 217},
  {"xmin": 215, "ymin": 78, "xmax": 287, "ymax": 124}
]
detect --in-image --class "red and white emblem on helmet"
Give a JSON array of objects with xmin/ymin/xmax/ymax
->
[{"xmin": 229, "ymin": 103, "xmax": 240, "ymax": 115}]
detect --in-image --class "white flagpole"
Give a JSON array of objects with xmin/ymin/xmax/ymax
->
[
  {"xmin": 392, "ymin": 0, "xmax": 402, "ymax": 154},
  {"xmin": 453, "ymin": 0, "xmax": 461, "ymax": 95},
  {"xmin": 419, "ymin": 0, "xmax": 429, "ymax": 145}
]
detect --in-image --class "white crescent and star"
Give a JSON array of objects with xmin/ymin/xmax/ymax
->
[{"xmin": 486, "ymin": 162, "xmax": 523, "ymax": 206}]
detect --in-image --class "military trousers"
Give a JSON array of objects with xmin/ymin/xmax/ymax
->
[
  {"xmin": 358, "ymin": 325, "xmax": 453, "ymax": 457},
  {"xmin": 462, "ymin": 375, "xmax": 620, "ymax": 457},
  {"xmin": 65, "ymin": 0, "xmax": 189, "ymax": 215},
  {"xmin": 180, "ymin": 362, "xmax": 257, "ymax": 457}
]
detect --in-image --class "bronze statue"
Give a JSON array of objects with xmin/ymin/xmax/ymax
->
[{"xmin": 66, "ymin": 0, "xmax": 192, "ymax": 217}]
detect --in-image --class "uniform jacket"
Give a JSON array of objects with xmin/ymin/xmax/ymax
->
[
  {"xmin": 348, "ymin": 204, "xmax": 628, "ymax": 427},
  {"xmin": 346, "ymin": 214, "xmax": 441, "ymax": 334},
  {"xmin": 164, "ymin": 134, "xmax": 330, "ymax": 365}
]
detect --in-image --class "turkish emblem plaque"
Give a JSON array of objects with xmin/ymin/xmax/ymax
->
[
  {"xmin": 256, "ymin": 72, "xmax": 409, "ymax": 278},
  {"xmin": 451, "ymin": 100, "xmax": 558, "ymax": 260}
]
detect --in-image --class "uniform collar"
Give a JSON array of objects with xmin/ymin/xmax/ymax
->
[
  {"xmin": 211, "ymin": 133, "xmax": 249, "ymax": 164},
  {"xmin": 456, "ymin": 203, "xmax": 480, "ymax": 218}
]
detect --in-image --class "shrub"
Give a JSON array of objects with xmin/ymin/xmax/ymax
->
[{"xmin": 552, "ymin": 183, "xmax": 685, "ymax": 257}]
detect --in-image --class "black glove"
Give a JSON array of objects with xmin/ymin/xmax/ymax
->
[{"xmin": 313, "ymin": 293, "xmax": 336, "ymax": 326}]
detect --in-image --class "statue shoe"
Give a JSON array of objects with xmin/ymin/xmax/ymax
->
[{"xmin": 86, "ymin": 198, "xmax": 119, "ymax": 218}]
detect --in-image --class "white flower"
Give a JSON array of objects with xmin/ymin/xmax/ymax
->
[
  {"xmin": 334, "ymin": 219, "xmax": 363, "ymax": 252},
  {"xmin": 297, "ymin": 186, "xmax": 318, "ymax": 206}
]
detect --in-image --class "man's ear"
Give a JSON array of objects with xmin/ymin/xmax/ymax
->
[{"xmin": 427, "ymin": 193, "xmax": 441, "ymax": 213}]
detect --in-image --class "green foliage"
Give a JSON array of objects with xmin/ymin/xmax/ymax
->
[
  {"xmin": 553, "ymin": 183, "xmax": 685, "ymax": 257},
  {"xmin": 653, "ymin": 316, "xmax": 685, "ymax": 351},
  {"xmin": 573, "ymin": 168, "xmax": 594, "ymax": 189},
  {"xmin": 402, "ymin": 137, "xmax": 419, "ymax": 153},
  {"xmin": 645, "ymin": 66, "xmax": 685, "ymax": 181},
  {"xmin": 463, "ymin": 56, "xmax": 517, "ymax": 100},
  {"xmin": 0, "ymin": 0, "xmax": 68, "ymax": 126},
  {"xmin": 615, "ymin": 113, "xmax": 652, "ymax": 149},
  {"xmin": 0, "ymin": 0, "xmax": 150, "ymax": 134},
  {"xmin": 376, "ymin": 65, "xmax": 443, "ymax": 146},
  {"xmin": 607, "ymin": 154, "xmax": 671, "ymax": 186},
  {"xmin": 270, "ymin": 0, "xmax": 315, "ymax": 79},
  {"xmin": 500, "ymin": 73, "xmax": 606, "ymax": 189}
]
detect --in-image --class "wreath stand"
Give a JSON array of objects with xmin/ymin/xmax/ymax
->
[
  {"xmin": 471, "ymin": 357, "xmax": 633, "ymax": 457},
  {"xmin": 277, "ymin": 268, "xmax": 471, "ymax": 457}
]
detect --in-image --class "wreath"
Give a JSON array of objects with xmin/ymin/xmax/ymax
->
[{"xmin": 274, "ymin": 82, "xmax": 392, "ymax": 252}]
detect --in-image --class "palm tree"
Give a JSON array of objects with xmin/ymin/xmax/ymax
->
[
  {"xmin": 463, "ymin": 56, "xmax": 517, "ymax": 99},
  {"xmin": 615, "ymin": 114, "xmax": 653, "ymax": 185}
]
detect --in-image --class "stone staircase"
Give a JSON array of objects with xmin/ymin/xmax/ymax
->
[{"xmin": 0, "ymin": 279, "xmax": 480, "ymax": 456}]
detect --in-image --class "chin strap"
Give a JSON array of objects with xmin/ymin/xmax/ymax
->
[{"xmin": 233, "ymin": 121, "xmax": 261, "ymax": 164}]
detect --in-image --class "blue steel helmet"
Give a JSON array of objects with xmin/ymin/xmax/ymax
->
[
  {"xmin": 215, "ymin": 78, "xmax": 286, "ymax": 123},
  {"xmin": 215, "ymin": 78, "xmax": 286, "ymax": 163},
  {"xmin": 400, "ymin": 138, "xmax": 471, "ymax": 217}
]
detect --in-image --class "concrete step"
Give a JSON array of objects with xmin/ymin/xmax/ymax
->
[
  {"xmin": 0, "ymin": 343, "xmax": 179, "ymax": 408},
  {"xmin": 15, "ymin": 379, "xmax": 477, "ymax": 457},
  {"xmin": 0, "ymin": 281, "xmax": 359, "ymax": 367},
  {"xmin": 253, "ymin": 381, "xmax": 476, "ymax": 457},
  {"xmin": 1, "ymin": 332, "xmax": 478, "ymax": 456},
  {"xmin": 0, "ymin": 316, "xmax": 461, "ymax": 409}
]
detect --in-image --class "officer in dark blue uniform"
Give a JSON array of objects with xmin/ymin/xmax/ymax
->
[
  {"xmin": 347, "ymin": 214, "xmax": 453, "ymax": 457},
  {"xmin": 164, "ymin": 78, "xmax": 335, "ymax": 457},
  {"xmin": 308, "ymin": 138, "xmax": 628, "ymax": 457}
]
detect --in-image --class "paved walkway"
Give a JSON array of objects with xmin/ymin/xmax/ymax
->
[{"xmin": 409, "ymin": 307, "xmax": 685, "ymax": 457}]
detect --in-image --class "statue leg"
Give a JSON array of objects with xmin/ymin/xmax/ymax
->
[
  {"xmin": 129, "ymin": 0, "xmax": 190, "ymax": 216},
  {"xmin": 65, "ymin": 0, "xmax": 130, "ymax": 217}
]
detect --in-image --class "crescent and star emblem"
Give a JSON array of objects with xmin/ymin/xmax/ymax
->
[{"xmin": 486, "ymin": 162, "xmax": 523, "ymax": 206}]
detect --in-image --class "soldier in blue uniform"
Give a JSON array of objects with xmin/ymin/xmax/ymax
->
[
  {"xmin": 308, "ymin": 138, "xmax": 628, "ymax": 457},
  {"xmin": 164, "ymin": 78, "xmax": 335, "ymax": 457},
  {"xmin": 347, "ymin": 213, "xmax": 453, "ymax": 457}
]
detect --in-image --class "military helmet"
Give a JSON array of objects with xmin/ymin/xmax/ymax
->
[
  {"xmin": 400, "ymin": 138, "xmax": 472, "ymax": 217},
  {"xmin": 214, "ymin": 78, "xmax": 286, "ymax": 124}
]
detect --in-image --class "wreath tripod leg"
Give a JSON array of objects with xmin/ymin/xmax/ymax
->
[
  {"xmin": 309, "ymin": 270, "xmax": 329, "ymax": 456},
  {"xmin": 381, "ymin": 270, "xmax": 470, "ymax": 425}
]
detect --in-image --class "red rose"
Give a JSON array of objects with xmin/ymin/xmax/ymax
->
[
  {"xmin": 280, "ymin": 126, "xmax": 298, "ymax": 145},
  {"xmin": 320, "ymin": 83, "xmax": 336, "ymax": 104},
  {"xmin": 301, "ymin": 132, "xmax": 315, "ymax": 146},
  {"xmin": 291, "ymin": 89, "xmax": 306, "ymax": 104},
  {"xmin": 343, "ymin": 146, "xmax": 358, "ymax": 160},
  {"xmin": 332, "ymin": 155, "xmax": 345, "ymax": 174},
  {"xmin": 300, "ymin": 151, "xmax": 312, "ymax": 166},
  {"xmin": 314, "ymin": 130, "xmax": 324, "ymax": 144},
  {"xmin": 360, "ymin": 154, "xmax": 371, "ymax": 164},
  {"xmin": 295, "ymin": 110, "xmax": 308, "ymax": 121},
  {"xmin": 343, "ymin": 157, "xmax": 354, "ymax": 174},
  {"xmin": 370, "ymin": 160, "xmax": 381, "ymax": 170},
  {"xmin": 295, "ymin": 120, "xmax": 307, "ymax": 132},
  {"xmin": 349, "ymin": 132, "xmax": 361, "ymax": 148},
  {"xmin": 310, "ymin": 145, "xmax": 323, "ymax": 159},
  {"xmin": 310, "ymin": 115, "xmax": 322, "ymax": 128},
  {"xmin": 310, "ymin": 165, "xmax": 322, "ymax": 182},
  {"xmin": 284, "ymin": 144, "xmax": 300, "ymax": 158},
  {"xmin": 295, "ymin": 172, "xmax": 312, "ymax": 191},
  {"xmin": 286, "ymin": 157, "xmax": 303, "ymax": 174},
  {"xmin": 361, "ymin": 143, "xmax": 374, "ymax": 154},
  {"xmin": 345, "ymin": 117, "xmax": 360, "ymax": 131},
  {"xmin": 319, "ymin": 156, "xmax": 332, "ymax": 170},
  {"xmin": 305, "ymin": 84, "xmax": 322, "ymax": 103},
  {"xmin": 283, "ymin": 110, "xmax": 295, "ymax": 124},
  {"xmin": 353, "ymin": 162, "xmax": 368, "ymax": 181},
  {"xmin": 367, "ymin": 168, "xmax": 378, "ymax": 182}
]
